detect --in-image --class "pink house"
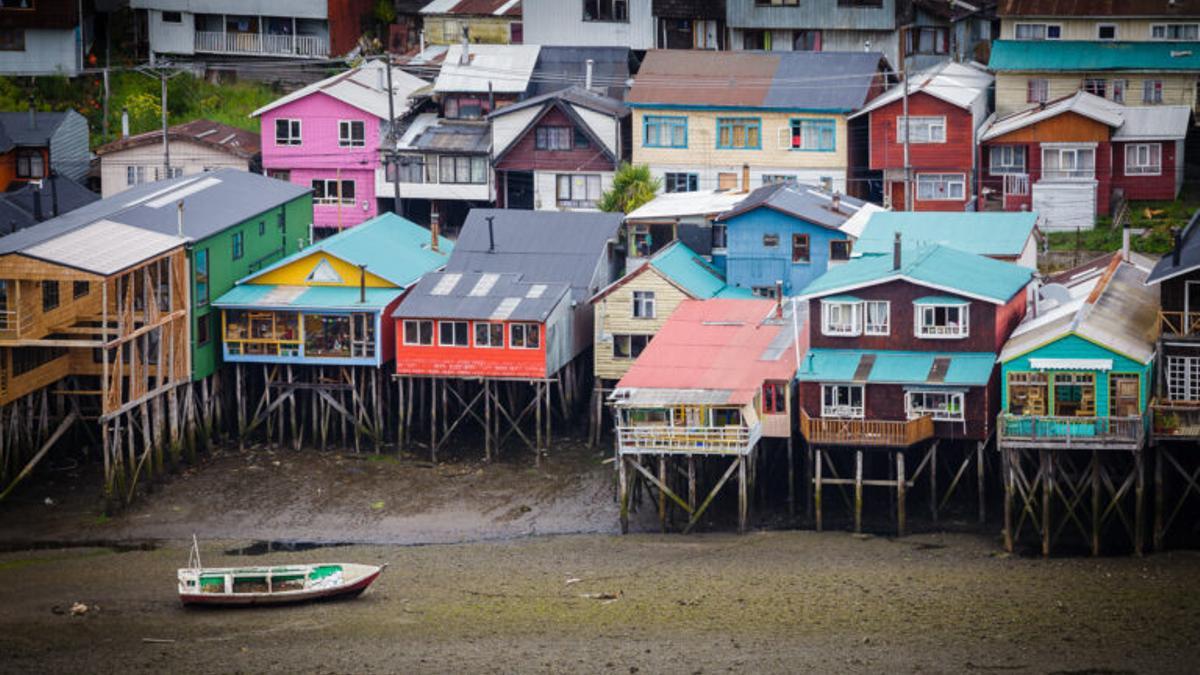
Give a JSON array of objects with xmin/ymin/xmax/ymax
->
[{"xmin": 252, "ymin": 60, "xmax": 427, "ymax": 235}]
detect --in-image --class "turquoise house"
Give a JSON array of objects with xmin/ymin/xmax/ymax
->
[
  {"xmin": 851, "ymin": 212, "xmax": 1039, "ymax": 270},
  {"xmin": 997, "ymin": 253, "xmax": 1158, "ymax": 449}
]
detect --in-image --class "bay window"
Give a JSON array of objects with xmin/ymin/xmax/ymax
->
[
  {"xmin": 915, "ymin": 301, "xmax": 969, "ymax": 338},
  {"xmin": 906, "ymin": 390, "xmax": 965, "ymax": 421},
  {"xmin": 822, "ymin": 384, "xmax": 864, "ymax": 419},
  {"xmin": 1125, "ymin": 143, "xmax": 1162, "ymax": 175},
  {"xmin": 1042, "ymin": 146, "xmax": 1095, "ymax": 180}
]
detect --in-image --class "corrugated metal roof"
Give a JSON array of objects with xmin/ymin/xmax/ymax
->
[
  {"xmin": 394, "ymin": 271, "xmax": 568, "ymax": 321},
  {"xmin": 96, "ymin": 119, "xmax": 260, "ymax": 159},
  {"xmin": 214, "ymin": 284, "xmax": 403, "ymax": 310},
  {"xmin": 1112, "ymin": 105, "xmax": 1192, "ymax": 141},
  {"xmin": 796, "ymin": 349, "xmax": 996, "ymax": 386},
  {"xmin": 434, "ymin": 44, "xmax": 540, "ymax": 94},
  {"xmin": 998, "ymin": 0, "xmax": 1200, "ymax": 17},
  {"xmin": 592, "ymin": 241, "xmax": 751, "ymax": 304},
  {"xmin": 528, "ymin": 46, "xmax": 632, "ymax": 99},
  {"xmin": 980, "ymin": 91, "xmax": 1123, "ymax": 141},
  {"xmin": 627, "ymin": 50, "xmax": 886, "ymax": 112},
  {"xmin": 626, "ymin": 189, "xmax": 748, "ymax": 221},
  {"xmin": 20, "ymin": 219, "xmax": 184, "ymax": 276},
  {"xmin": 989, "ymin": 39, "xmax": 1200, "ymax": 72},
  {"xmin": 0, "ymin": 174, "xmax": 99, "ymax": 235},
  {"xmin": 420, "ymin": 0, "xmax": 521, "ymax": 16},
  {"xmin": 800, "ymin": 244, "xmax": 1033, "ymax": 304},
  {"xmin": 717, "ymin": 181, "xmax": 870, "ymax": 230},
  {"xmin": 0, "ymin": 111, "xmax": 71, "ymax": 146},
  {"xmin": 252, "ymin": 60, "xmax": 428, "ymax": 119},
  {"xmin": 854, "ymin": 212, "xmax": 1038, "ymax": 258},
  {"xmin": 850, "ymin": 61, "xmax": 992, "ymax": 119},
  {"xmin": 408, "ymin": 119, "xmax": 490, "ymax": 153},
  {"xmin": 1148, "ymin": 210, "xmax": 1200, "ymax": 284},
  {"xmin": 490, "ymin": 85, "xmax": 628, "ymax": 119}
]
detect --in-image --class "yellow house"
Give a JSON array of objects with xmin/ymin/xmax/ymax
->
[
  {"xmin": 625, "ymin": 50, "xmax": 889, "ymax": 197},
  {"xmin": 420, "ymin": 0, "xmax": 523, "ymax": 45}
]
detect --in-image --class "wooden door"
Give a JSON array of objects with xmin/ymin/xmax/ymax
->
[
  {"xmin": 890, "ymin": 181, "xmax": 906, "ymax": 210},
  {"xmin": 1109, "ymin": 374, "xmax": 1140, "ymax": 417}
]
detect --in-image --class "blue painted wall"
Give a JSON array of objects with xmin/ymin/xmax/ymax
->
[
  {"xmin": 1000, "ymin": 334, "xmax": 1152, "ymax": 416},
  {"xmin": 722, "ymin": 207, "xmax": 851, "ymax": 296}
]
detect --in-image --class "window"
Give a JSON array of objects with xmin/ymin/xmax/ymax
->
[
  {"xmin": 1042, "ymin": 146, "xmax": 1095, "ymax": 180},
  {"xmin": 196, "ymin": 313, "xmax": 211, "ymax": 347},
  {"xmin": 664, "ymin": 172, "xmax": 698, "ymax": 193},
  {"xmin": 312, "ymin": 179, "xmax": 356, "ymax": 204},
  {"xmin": 1152, "ymin": 23, "xmax": 1199, "ymax": 41},
  {"xmin": 161, "ymin": 10, "xmax": 182, "ymax": 22},
  {"xmin": 989, "ymin": 146, "xmax": 1025, "ymax": 174},
  {"xmin": 391, "ymin": 156, "xmax": 425, "ymax": 183},
  {"xmin": 718, "ymin": 172, "xmax": 739, "ymax": 190},
  {"xmin": 711, "ymin": 223, "xmax": 727, "ymax": 250},
  {"xmin": 916, "ymin": 174, "xmax": 965, "ymax": 201},
  {"xmin": 1113, "ymin": 79, "xmax": 1127, "ymax": 103},
  {"xmin": 794, "ymin": 30, "xmax": 820, "ymax": 51},
  {"xmin": 822, "ymin": 384, "xmax": 864, "ymax": 418},
  {"xmin": 757, "ymin": 0, "xmax": 798, "ymax": 5},
  {"xmin": 536, "ymin": 126, "xmax": 572, "ymax": 150},
  {"xmin": 16, "ymin": 149, "xmax": 42, "ymax": 178},
  {"xmin": 274, "ymin": 119, "xmax": 301, "ymax": 146},
  {"xmin": 574, "ymin": 128, "xmax": 589, "ymax": 149},
  {"xmin": 717, "ymin": 117, "xmax": 761, "ymax": 149},
  {"xmin": 474, "ymin": 321, "xmax": 504, "ymax": 348},
  {"xmin": 439, "ymin": 321, "xmax": 469, "ymax": 347},
  {"xmin": 1143, "ymin": 79, "xmax": 1164, "ymax": 104},
  {"xmin": 743, "ymin": 30, "xmax": 770, "ymax": 50},
  {"xmin": 41, "ymin": 280, "xmax": 58, "ymax": 312},
  {"xmin": 556, "ymin": 174, "xmax": 602, "ymax": 208},
  {"xmin": 0, "ymin": 29, "xmax": 24, "ymax": 51},
  {"xmin": 159, "ymin": 166, "xmax": 183, "ymax": 180},
  {"xmin": 1053, "ymin": 372, "xmax": 1094, "ymax": 416},
  {"xmin": 864, "ymin": 300, "xmax": 889, "ymax": 335},
  {"xmin": 790, "ymin": 118, "xmax": 835, "ymax": 151},
  {"xmin": 906, "ymin": 390, "xmax": 964, "ymax": 421},
  {"xmin": 444, "ymin": 96, "xmax": 488, "ymax": 120},
  {"xmin": 916, "ymin": 303, "xmax": 968, "ymax": 338},
  {"xmin": 126, "ymin": 165, "xmax": 147, "ymax": 186},
  {"xmin": 73, "ymin": 281, "xmax": 88, "ymax": 299},
  {"xmin": 1167, "ymin": 356, "xmax": 1200, "ymax": 401},
  {"xmin": 258, "ymin": 221, "xmax": 266, "ymax": 236},
  {"xmin": 510, "ymin": 323, "xmax": 540, "ymax": 349},
  {"xmin": 1027, "ymin": 79, "xmax": 1049, "ymax": 104},
  {"xmin": 792, "ymin": 234, "xmax": 810, "ymax": 263},
  {"xmin": 1014, "ymin": 23, "xmax": 1060, "ymax": 40},
  {"xmin": 897, "ymin": 116, "xmax": 946, "ymax": 144},
  {"xmin": 1084, "ymin": 78, "xmax": 1107, "ymax": 98},
  {"xmin": 830, "ymin": 240, "xmax": 852, "ymax": 262},
  {"xmin": 442, "ymin": 19, "xmax": 460, "ymax": 43},
  {"xmin": 232, "ymin": 231, "xmax": 244, "ymax": 260},
  {"xmin": 632, "ymin": 291, "xmax": 655, "ymax": 319},
  {"xmin": 762, "ymin": 382, "xmax": 787, "ymax": 414},
  {"xmin": 837, "ymin": 0, "xmax": 882, "ymax": 5},
  {"xmin": 403, "ymin": 319, "xmax": 433, "ymax": 345},
  {"xmin": 1097, "ymin": 24, "xmax": 1117, "ymax": 40},
  {"xmin": 1126, "ymin": 143, "xmax": 1162, "ymax": 175},
  {"xmin": 1008, "ymin": 372, "xmax": 1048, "ymax": 416},
  {"xmin": 762, "ymin": 233, "xmax": 780, "ymax": 248},
  {"xmin": 437, "ymin": 156, "xmax": 487, "ymax": 184},
  {"xmin": 906, "ymin": 27, "xmax": 948, "ymax": 55},
  {"xmin": 584, "ymin": 0, "xmax": 628, "ymax": 22},
  {"xmin": 822, "ymin": 299, "xmax": 861, "ymax": 336},
  {"xmin": 612, "ymin": 334, "xmax": 649, "ymax": 359},
  {"xmin": 752, "ymin": 286, "xmax": 778, "ymax": 299},
  {"xmin": 195, "ymin": 249, "xmax": 209, "ymax": 305},
  {"xmin": 763, "ymin": 174, "xmax": 797, "ymax": 185},
  {"xmin": 338, "ymin": 120, "xmax": 365, "ymax": 148},
  {"xmin": 643, "ymin": 116, "xmax": 687, "ymax": 148}
]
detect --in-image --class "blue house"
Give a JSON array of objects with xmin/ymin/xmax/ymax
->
[{"xmin": 716, "ymin": 181, "xmax": 879, "ymax": 297}]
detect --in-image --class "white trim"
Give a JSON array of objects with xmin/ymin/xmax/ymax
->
[
  {"xmin": 274, "ymin": 118, "xmax": 302, "ymax": 146},
  {"xmin": 337, "ymin": 119, "xmax": 366, "ymax": 148},
  {"xmin": 1096, "ymin": 23, "xmax": 1118, "ymax": 40},
  {"xmin": 1013, "ymin": 22, "xmax": 1061, "ymax": 40},
  {"xmin": 437, "ymin": 320, "xmax": 470, "ymax": 348},
  {"xmin": 915, "ymin": 173, "xmax": 966, "ymax": 201},
  {"xmin": 401, "ymin": 319, "xmax": 434, "ymax": 346},
  {"xmin": 473, "ymin": 321, "xmax": 505, "ymax": 349},
  {"xmin": 1028, "ymin": 358, "xmax": 1112, "ymax": 371},
  {"xmin": 821, "ymin": 299, "xmax": 863, "ymax": 337},
  {"xmin": 905, "ymin": 389, "xmax": 965, "ymax": 422},
  {"xmin": 509, "ymin": 322, "xmax": 541, "ymax": 350},
  {"xmin": 914, "ymin": 302, "xmax": 969, "ymax": 340},
  {"xmin": 864, "ymin": 300, "xmax": 890, "ymax": 336},
  {"xmin": 896, "ymin": 116, "xmax": 947, "ymax": 144},
  {"xmin": 821, "ymin": 383, "xmax": 864, "ymax": 419},
  {"xmin": 1125, "ymin": 142, "xmax": 1162, "ymax": 176}
]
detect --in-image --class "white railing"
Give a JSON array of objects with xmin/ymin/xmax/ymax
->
[
  {"xmin": 1003, "ymin": 173, "xmax": 1030, "ymax": 197},
  {"xmin": 194, "ymin": 31, "xmax": 327, "ymax": 57},
  {"xmin": 1041, "ymin": 169, "xmax": 1096, "ymax": 181},
  {"xmin": 616, "ymin": 424, "xmax": 760, "ymax": 455}
]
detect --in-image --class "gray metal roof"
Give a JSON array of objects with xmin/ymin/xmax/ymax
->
[
  {"xmin": 394, "ymin": 271, "xmax": 569, "ymax": 321},
  {"xmin": 445, "ymin": 208, "xmax": 621, "ymax": 301},
  {"xmin": 0, "ymin": 111, "xmax": 70, "ymax": 146},
  {"xmin": 0, "ymin": 169, "xmax": 310, "ymax": 254},
  {"xmin": 490, "ymin": 85, "xmax": 628, "ymax": 119},
  {"xmin": 409, "ymin": 121, "xmax": 491, "ymax": 153},
  {"xmin": 20, "ymin": 219, "xmax": 185, "ymax": 276},
  {"xmin": 716, "ymin": 181, "xmax": 868, "ymax": 230},
  {"xmin": 0, "ymin": 174, "xmax": 98, "ymax": 235},
  {"xmin": 529, "ymin": 46, "xmax": 632, "ymax": 99},
  {"xmin": 1148, "ymin": 210, "xmax": 1200, "ymax": 284}
]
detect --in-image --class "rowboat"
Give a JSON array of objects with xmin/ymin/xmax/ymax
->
[{"xmin": 177, "ymin": 537, "xmax": 386, "ymax": 607}]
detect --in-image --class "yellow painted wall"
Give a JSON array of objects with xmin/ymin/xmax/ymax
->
[
  {"xmin": 593, "ymin": 266, "xmax": 692, "ymax": 382},
  {"xmin": 250, "ymin": 252, "xmax": 395, "ymax": 288},
  {"xmin": 424, "ymin": 16, "xmax": 516, "ymax": 45},
  {"xmin": 631, "ymin": 108, "xmax": 849, "ymax": 172},
  {"xmin": 995, "ymin": 72, "xmax": 1199, "ymax": 117},
  {"xmin": 1000, "ymin": 18, "xmax": 1174, "ymax": 41}
]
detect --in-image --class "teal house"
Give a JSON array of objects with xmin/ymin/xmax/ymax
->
[
  {"xmin": 850, "ymin": 212, "xmax": 1039, "ymax": 270},
  {"xmin": 997, "ymin": 253, "xmax": 1159, "ymax": 450}
]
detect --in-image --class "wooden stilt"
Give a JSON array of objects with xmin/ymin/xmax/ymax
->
[
  {"xmin": 658, "ymin": 455, "xmax": 667, "ymax": 533},
  {"xmin": 687, "ymin": 455, "xmax": 696, "ymax": 512},
  {"xmin": 929, "ymin": 440, "xmax": 939, "ymax": 522},
  {"xmin": 1134, "ymin": 448, "xmax": 1145, "ymax": 557},
  {"xmin": 1092, "ymin": 449, "xmax": 1102, "ymax": 556},
  {"xmin": 618, "ymin": 453, "xmax": 629, "ymax": 534},
  {"xmin": 854, "ymin": 450, "xmax": 863, "ymax": 534},
  {"xmin": 896, "ymin": 450, "xmax": 906, "ymax": 537},
  {"xmin": 1042, "ymin": 450, "xmax": 1052, "ymax": 557},
  {"xmin": 1154, "ymin": 446, "xmax": 1165, "ymax": 552},
  {"xmin": 1002, "ymin": 446, "xmax": 1014, "ymax": 553},
  {"xmin": 430, "ymin": 378, "xmax": 438, "ymax": 463},
  {"xmin": 977, "ymin": 441, "xmax": 986, "ymax": 525},
  {"xmin": 814, "ymin": 448, "xmax": 823, "ymax": 532},
  {"xmin": 737, "ymin": 454, "xmax": 748, "ymax": 534},
  {"xmin": 787, "ymin": 434, "xmax": 795, "ymax": 519}
]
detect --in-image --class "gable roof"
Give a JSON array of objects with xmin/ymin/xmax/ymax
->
[
  {"xmin": 1147, "ymin": 209, "xmax": 1200, "ymax": 284},
  {"xmin": 251, "ymin": 60, "xmax": 428, "ymax": 120},
  {"xmin": 394, "ymin": 271, "xmax": 568, "ymax": 321},
  {"xmin": 97, "ymin": 119, "xmax": 259, "ymax": 159},
  {"xmin": 627, "ymin": 50, "xmax": 888, "ymax": 112},
  {"xmin": 490, "ymin": 86, "xmax": 627, "ymax": 163},
  {"xmin": 1000, "ymin": 253, "xmax": 1159, "ymax": 364},
  {"xmin": 434, "ymin": 44, "xmax": 541, "ymax": 94},
  {"xmin": 528, "ymin": 46, "xmax": 632, "ymax": 99},
  {"xmin": 239, "ymin": 212, "xmax": 453, "ymax": 289},
  {"xmin": 716, "ymin": 181, "xmax": 870, "ymax": 230},
  {"xmin": 445, "ymin": 208, "xmax": 621, "ymax": 301},
  {"xmin": 1113, "ymin": 104, "xmax": 1192, "ymax": 141},
  {"xmin": 979, "ymin": 90, "xmax": 1124, "ymax": 141},
  {"xmin": 799, "ymin": 244, "xmax": 1033, "ymax": 304},
  {"xmin": 420, "ymin": 0, "xmax": 521, "ymax": 16},
  {"xmin": 0, "ymin": 111, "xmax": 74, "ymax": 146},
  {"xmin": 849, "ymin": 61, "xmax": 992, "ymax": 119},
  {"xmin": 989, "ymin": 39, "xmax": 1200, "ymax": 72},
  {"xmin": 0, "ymin": 174, "xmax": 99, "ymax": 235},
  {"xmin": 854, "ymin": 212, "xmax": 1038, "ymax": 259},
  {"xmin": 7, "ymin": 219, "xmax": 185, "ymax": 276},
  {"xmin": 613, "ymin": 298, "xmax": 800, "ymax": 405},
  {"xmin": 626, "ymin": 189, "xmax": 749, "ymax": 222},
  {"xmin": 591, "ymin": 241, "xmax": 752, "ymax": 304},
  {"xmin": 998, "ymin": 0, "xmax": 1200, "ymax": 17}
]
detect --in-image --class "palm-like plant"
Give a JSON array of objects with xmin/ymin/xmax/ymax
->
[{"xmin": 598, "ymin": 163, "xmax": 661, "ymax": 214}]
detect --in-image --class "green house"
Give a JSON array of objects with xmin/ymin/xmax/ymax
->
[{"xmin": 997, "ymin": 253, "xmax": 1159, "ymax": 450}]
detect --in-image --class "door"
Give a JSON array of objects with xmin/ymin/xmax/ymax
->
[
  {"xmin": 1109, "ymin": 374, "xmax": 1140, "ymax": 417},
  {"xmin": 890, "ymin": 181, "xmax": 906, "ymax": 211},
  {"xmin": 504, "ymin": 171, "xmax": 534, "ymax": 210},
  {"xmin": 509, "ymin": 22, "xmax": 523, "ymax": 44}
]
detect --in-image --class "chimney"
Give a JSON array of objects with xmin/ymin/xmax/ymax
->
[
  {"xmin": 27, "ymin": 96, "xmax": 35, "ymax": 129},
  {"xmin": 1122, "ymin": 224, "xmax": 1130, "ymax": 262},
  {"xmin": 431, "ymin": 209, "xmax": 440, "ymax": 252},
  {"xmin": 121, "ymin": 107, "xmax": 130, "ymax": 138},
  {"xmin": 359, "ymin": 264, "xmax": 367, "ymax": 303},
  {"xmin": 31, "ymin": 184, "xmax": 43, "ymax": 222},
  {"xmin": 585, "ymin": 58, "xmax": 594, "ymax": 91},
  {"xmin": 831, "ymin": 191, "xmax": 841, "ymax": 214},
  {"xmin": 1174, "ymin": 229, "xmax": 1182, "ymax": 266},
  {"xmin": 486, "ymin": 215, "xmax": 496, "ymax": 253},
  {"xmin": 775, "ymin": 280, "xmax": 784, "ymax": 318},
  {"xmin": 49, "ymin": 172, "xmax": 59, "ymax": 217},
  {"xmin": 741, "ymin": 163, "xmax": 750, "ymax": 192},
  {"xmin": 893, "ymin": 231, "xmax": 902, "ymax": 270},
  {"xmin": 176, "ymin": 200, "xmax": 184, "ymax": 237},
  {"xmin": 459, "ymin": 26, "xmax": 470, "ymax": 65}
]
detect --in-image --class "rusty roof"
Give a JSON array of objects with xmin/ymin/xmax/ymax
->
[
  {"xmin": 96, "ymin": 119, "xmax": 259, "ymax": 159},
  {"xmin": 998, "ymin": 0, "xmax": 1200, "ymax": 16},
  {"xmin": 421, "ymin": 0, "xmax": 522, "ymax": 16}
]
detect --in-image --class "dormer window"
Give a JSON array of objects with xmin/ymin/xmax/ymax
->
[{"xmin": 915, "ymin": 298, "xmax": 969, "ymax": 339}]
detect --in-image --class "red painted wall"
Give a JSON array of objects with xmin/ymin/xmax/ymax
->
[
  {"xmin": 797, "ymin": 380, "xmax": 994, "ymax": 441},
  {"xmin": 495, "ymin": 105, "xmax": 616, "ymax": 173},
  {"xmin": 1112, "ymin": 140, "xmax": 1179, "ymax": 201},
  {"xmin": 870, "ymin": 92, "xmax": 974, "ymax": 211},
  {"xmin": 993, "ymin": 285, "xmax": 1029, "ymax": 351},
  {"xmin": 394, "ymin": 319, "xmax": 547, "ymax": 378},
  {"xmin": 980, "ymin": 140, "xmax": 1114, "ymax": 214},
  {"xmin": 327, "ymin": 0, "xmax": 375, "ymax": 56}
]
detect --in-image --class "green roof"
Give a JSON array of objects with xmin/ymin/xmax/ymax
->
[
  {"xmin": 855, "ymin": 212, "xmax": 1037, "ymax": 258},
  {"xmin": 214, "ymin": 284, "xmax": 402, "ymax": 311},
  {"xmin": 799, "ymin": 244, "xmax": 1033, "ymax": 304},
  {"xmin": 796, "ymin": 349, "xmax": 996, "ymax": 386},
  {"xmin": 990, "ymin": 40, "xmax": 1200, "ymax": 72},
  {"xmin": 602, "ymin": 240, "xmax": 753, "ymax": 301},
  {"xmin": 914, "ymin": 296, "xmax": 969, "ymax": 305},
  {"xmin": 821, "ymin": 294, "xmax": 864, "ymax": 303}
]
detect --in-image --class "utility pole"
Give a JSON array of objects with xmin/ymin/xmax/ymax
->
[
  {"xmin": 385, "ymin": 53, "xmax": 401, "ymax": 215},
  {"xmin": 102, "ymin": 67, "xmax": 110, "ymax": 141},
  {"xmin": 160, "ymin": 68, "xmax": 170, "ymax": 179},
  {"xmin": 900, "ymin": 28, "xmax": 911, "ymax": 212}
]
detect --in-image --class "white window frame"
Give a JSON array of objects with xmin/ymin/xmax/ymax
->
[
  {"xmin": 338, "ymin": 119, "xmax": 365, "ymax": 148},
  {"xmin": 402, "ymin": 319, "xmax": 433, "ymax": 346},
  {"xmin": 905, "ymin": 390, "xmax": 965, "ymax": 421},
  {"xmin": 312, "ymin": 179, "xmax": 355, "ymax": 205},
  {"xmin": 1027, "ymin": 78, "xmax": 1049, "ymax": 104},
  {"xmin": 864, "ymin": 300, "xmax": 890, "ymax": 336},
  {"xmin": 915, "ymin": 303, "xmax": 969, "ymax": 339},
  {"xmin": 1041, "ymin": 145, "xmax": 1096, "ymax": 181},
  {"xmin": 438, "ymin": 320, "xmax": 469, "ymax": 347},
  {"xmin": 896, "ymin": 116, "xmax": 946, "ymax": 144},
  {"xmin": 126, "ymin": 165, "xmax": 146, "ymax": 186},
  {"xmin": 821, "ymin": 300, "xmax": 862, "ymax": 337},
  {"xmin": 1014, "ymin": 22, "xmax": 1061, "ymax": 40},
  {"xmin": 1125, "ymin": 143, "xmax": 1162, "ymax": 176},
  {"xmin": 1083, "ymin": 78, "xmax": 1107, "ymax": 98},
  {"xmin": 989, "ymin": 145, "xmax": 1026, "ymax": 175},
  {"xmin": 1143, "ymin": 79, "xmax": 1164, "ymax": 104},
  {"xmin": 821, "ymin": 383, "xmax": 864, "ymax": 419},
  {"xmin": 510, "ymin": 322, "xmax": 541, "ymax": 350},
  {"xmin": 1151, "ymin": 23, "xmax": 1200, "ymax": 41},
  {"xmin": 632, "ymin": 290, "xmax": 656, "ymax": 319},
  {"xmin": 915, "ymin": 173, "xmax": 965, "ymax": 201},
  {"xmin": 474, "ymin": 321, "xmax": 505, "ymax": 348},
  {"xmin": 274, "ymin": 118, "xmax": 301, "ymax": 146},
  {"xmin": 1097, "ymin": 23, "xmax": 1117, "ymax": 40},
  {"xmin": 556, "ymin": 173, "xmax": 602, "ymax": 209},
  {"xmin": 1166, "ymin": 355, "xmax": 1200, "ymax": 401}
]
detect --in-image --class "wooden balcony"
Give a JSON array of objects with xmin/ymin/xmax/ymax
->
[
  {"xmin": 997, "ymin": 413, "xmax": 1145, "ymax": 450},
  {"xmin": 194, "ymin": 31, "xmax": 328, "ymax": 58},
  {"xmin": 800, "ymin": 410, "xmax": 934, "ymax": 448},
  {"xmin": 1150, "ymin": 401, "xmax": 1200, "ymax": 440},
  {"xmin": 0, "ymin": 310, "xmax": 34, "ymax": 341},
  {"xmin": 616, "ymin": 423, "xmax": 760, "ymax": 456},
  {"xmin": 1158, "ymin": 311, "xmax": 1200, "ymax": 338}
]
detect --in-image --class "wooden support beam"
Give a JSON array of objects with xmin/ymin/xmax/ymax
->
[
  {"xmin": 0, "ymin": 411, "xmax": 77, "ymax": 501},
  {"xmin": 683, "ymin": 456, "xmax": 741, "ymax": 535},
  {"xmin": 854, "ymin": 450, "xmax": 863, "ymax": 535},
  {"xmin": 896, "ymin": 450, "xmax": 906, "ymax": 537}
]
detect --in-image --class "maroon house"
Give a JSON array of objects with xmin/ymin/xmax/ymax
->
[{"xmin": 489, "ymin": 86, "xmax": 629, "ymax": 211}]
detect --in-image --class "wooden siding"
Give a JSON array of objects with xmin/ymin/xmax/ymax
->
[
  {"xmin": 1000, "ymin": 334, "xmax": 1152, "ymax": 417},
  {"xmin": 724, "ymin": 206, "xmax": 852, "ymax": 295},
  {"xmin": 995, "ymin": 73, "xmax": 1199, "ymax": 117},
  {"xmin": 869, "ymin": 92, "xmax": 974, "ymax": 172},
  {"xmin": 994, "ymin": 286, "xmax": 1029, "ymax": 353},
  {"xmin": 1112, "ymin": 139, "xmax": 1180, "ymax": 201},
  {"xmin": 981, "ymin": 138, "xmax": 1115, "ymax": 216},
  {"xmin": 394, "ymin": 319, "xmax": 550, "ymax": 379},
  {"xmin": 99, "ymin": 140, "xmax": 251, "ymax": 199},
  {"xmin": 495, "ymin": 106, "xmax": 617, "ymax": 173},
  {"xmin": 797, "ymin": 380, "xmax": 995, "ymax": 442},
  {"xmin": 999, "ymin": 18, "xmax": 1179, "ymax": 42},
  {"xmin": 423, "ymin": 16, "xmax": 519, "ymax": 45},
  {"xmin": 0, "ymin": 254, "xmax": 104, "ymax": 342},
  {"xmin": 988, "ymin": 111, "xmax": 1112, "ymax": 145},
  {"xmin": 328, "ymin": 0, "xmax": 376, "ymax": 56},
  {"xmin": 593, "ymin": 266, "xmax": 693, "ymax": 382},
  {"xmin": 250, "ymin": 250, "xmax": 395, "ymax": 288}
]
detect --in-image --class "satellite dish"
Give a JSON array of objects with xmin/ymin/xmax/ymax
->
[{"xmin": 1039, "ymin": 283, "xmax": 1072, "ymax": 307}]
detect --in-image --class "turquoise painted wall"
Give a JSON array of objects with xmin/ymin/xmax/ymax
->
[
  {"xmin": 1000, "ymin": 333, "xmax": 1152, "ymax": 416},
  {"xmin": 190, "ymin": 194, "xmax": 313, "ymax": 380}
]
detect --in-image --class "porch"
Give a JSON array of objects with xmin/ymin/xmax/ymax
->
[
  {"xmin": 997, "ymin": 413, "xmax": 1146, "ymax": 450},
  {"xmin": 615, "ymin": 423, "xmax": 761, "ymax": 456},
  {"xmin": 800, "ymin": 410, "xmax": 934, "ymax": 448},
  {"xmin": 222, "ymin": 308, "xmax": 377, "ymax": 363},
  {"xmin": 194, "ymin": 15, "xmax": 329, "ymax": 58},
  {"xmin": 1158, "ymin": 310, "xmax": 1200, "ymax": 338}
]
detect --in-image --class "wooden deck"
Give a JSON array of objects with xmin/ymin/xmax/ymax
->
[
  {"xmin": 1158, "ymin": 311, "xmax": 1200, "ymax": 339},
  {"xmin": 997, "ymin": 413, "xmax": 1145, "ymax": 450},
  {"xmin": 615, "ymin": 424, "xmax": 760, "ymax": 456},
  {"xmin": 800, "ymin": 411, "xmax": 934, "ymax": 448},
  {"xmin": 1150, "ymin": 401, "xmax": 1200, "ymax": 441}
]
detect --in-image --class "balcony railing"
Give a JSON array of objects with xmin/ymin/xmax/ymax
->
[
  {"xmin": 194, "ymin": 31, "xmax": 328, "ymax": 57},
  {"xmin": 1003, "ymin": 173, "xmax": 1030, "ymax": 197},
  {"xmin": 0, "ymin": 309, "xmax": 34, "ymax": 341},
  {"xmin": 997, "ymin": 413, "xmax": 1145, "ymax": 450},
  {"xmin": 1150, "ymin": 401, "xmax": 1200, "ymax": 440},
  {"xmin": 1158, "ymin": 310, "xmax": 1200, "ymax": 338},
  {"xmin": 616, "ymin": 424, "xmax": 760, "ymax": 456},
  {"xmin": 800, "ymin": 410, "xmax": 934, "ymax": 447}
]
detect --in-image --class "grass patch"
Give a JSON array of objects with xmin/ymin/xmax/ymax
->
[{"xmin": 1046, "ymin": 183, "xmax": 1200, "ymax": 255}]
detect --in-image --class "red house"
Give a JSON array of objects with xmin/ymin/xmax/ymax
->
[
  {"xmin": 978, "ymin": 91, "xmax": 1192, "ymax": 231},
  {"xmin": 848, "ymin": 62, "xmax": 992, "ymax": 212}
]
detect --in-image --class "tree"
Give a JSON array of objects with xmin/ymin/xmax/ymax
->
[{"xmin": 598, "ymin": 163, "xmax": 661, "ymax": 214}]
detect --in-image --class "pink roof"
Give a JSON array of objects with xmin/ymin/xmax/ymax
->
[{"xmin": 616, "ymin": 299, "xmax": 801, "ymax": 404}]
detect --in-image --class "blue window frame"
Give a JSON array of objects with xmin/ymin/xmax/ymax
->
[
  {"xmin": 195, "ymin": 248, "xmax": 209, "ymax": 306},
  {"xmin": 232, "ymin": 231, "xmax": 244, "ymax": 261},
  {"xmin": 717, "ymin": 117, "xmax": 762, "ymax": 150},
  {"xmin": 643, "ymin": 115, "xmax": 687, "ymax": 148},
  {"xmin": 790, "ymin": 118, "xmax": 836, "ymax": 152}
]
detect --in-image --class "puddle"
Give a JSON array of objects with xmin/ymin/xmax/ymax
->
[{"xmin": 224, "ymin": 541, "xmax": 354, "ymax": 556}]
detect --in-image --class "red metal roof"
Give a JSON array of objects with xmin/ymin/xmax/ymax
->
[
  {"xmin": 616, "ymin": 299, "xmax": 802, "ymax": 404},
  {"xmin": 95, "ymin": 119, "xmax": 259, "ymax": 159}
]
